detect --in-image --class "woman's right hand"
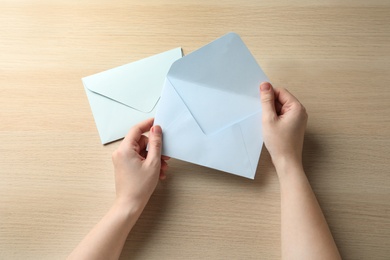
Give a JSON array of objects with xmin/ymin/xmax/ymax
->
[{"xmin": 259, "ymin": 82, "xmax": 308, "ymax": 172}]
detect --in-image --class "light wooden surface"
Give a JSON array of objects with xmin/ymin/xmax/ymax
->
[{"xmin": 1, "ymin": 1, "xmax": 390, "ymax": 259}]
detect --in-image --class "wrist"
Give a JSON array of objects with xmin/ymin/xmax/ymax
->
[
  {"xmin": 113, "ymin": 196, "xmax": 146, "ymax": 220},
  {"xmin": 272, "ymin": 155, "xmax": 305, "ymax": 179},
  {"xmin": 103, "ymin": 198, "xmax": 145, "ymax": 235}
]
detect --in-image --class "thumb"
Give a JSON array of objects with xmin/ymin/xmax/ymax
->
[
  {"xmin": 260, "ymin": 82, "xmax": 276, "ymax": 119},
  {"xmin": 146, "ymin": 125, "xmax": 163, "ymax": 166}
]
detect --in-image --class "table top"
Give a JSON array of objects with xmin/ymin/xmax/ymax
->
[{"xmin": 1, "ymin": 1, "xmax": 390, "ymax": 259}]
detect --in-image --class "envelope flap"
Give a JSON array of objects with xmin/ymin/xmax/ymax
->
[
  {"xmin": 167, "ymin": 33, "xmax": 267, "ymax": 135},
  {"xmin": 83, "ymin": 48, "xmax": 182, "ymax": 113}
]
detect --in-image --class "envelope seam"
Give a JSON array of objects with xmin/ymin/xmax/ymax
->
[
  {"xmin": 85, "ymin": 87, "xmax": 154, "ymax": 113},
  {"xmin": 163, "ymin": 77, "xmax": 191, "ymax": 131},
  {"xmin": 238, "ymin": 124, "xmax": 255, "ymax": 177}
]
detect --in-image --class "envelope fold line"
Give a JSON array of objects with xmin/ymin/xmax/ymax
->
[
  {"xmin": 85, "ymin": 85, "xmax": 157, "ymax": 113},
  {"xmin": 237, "ymin": 124, "xmax": 255, "ymax": 177}
]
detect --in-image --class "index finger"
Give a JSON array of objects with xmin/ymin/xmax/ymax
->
[
  {"xmin": 274, "ymin": 88, "xmax": 299, "ymax": 106},
  {"xmin": 123, "ymin": 118, "xmax": 154, "ymax": 144}
]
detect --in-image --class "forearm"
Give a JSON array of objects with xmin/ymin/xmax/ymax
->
[
  {"xmin": 275, "ymin": 159, "xmax": 341, "ymax": 260},
  {"xmin": 67, "ymin": 200, "xmax": 143, "ymax": 260}
]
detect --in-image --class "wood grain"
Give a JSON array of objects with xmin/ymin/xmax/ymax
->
[{"xmin": 1, "ymin": 1, "xmax": 389, "ymax": 259}]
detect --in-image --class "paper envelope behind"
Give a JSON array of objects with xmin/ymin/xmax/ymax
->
[
  {"xmin": 83, "ymin": 48, "xmax": 182, "ymax": 144},
  {"xmin": 154, "ymin": 33, "xmax": 268, "ymax": 179}
]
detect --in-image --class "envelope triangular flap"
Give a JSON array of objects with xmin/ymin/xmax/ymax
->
[
  {"xmin": 167, "ymin": 33, "xmax": 267, "ymax": 135},
  {"xmin": 154, "ymin": 78, "xmax": 256, "ymax": 178},
  {"xmin": 84, "ymin": 48, "xmax": 182, "ymax": 113}
]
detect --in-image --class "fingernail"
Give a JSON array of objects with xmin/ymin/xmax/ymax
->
[
  {"xmin": 152, "ymin": 125, "xmax": 162, "ymax": 134},
  {"xmin": 260, "ymin": 82, "xmax": 271, "ymax": 91}
]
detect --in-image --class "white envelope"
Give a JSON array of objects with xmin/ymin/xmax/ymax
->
[
  {"xmin": 154, "ymin": 33, "xmax": 268, "ymax": 179},
  {"xmin": 83, "ymin": 48, "xmax": 182, "ymax": 144}
]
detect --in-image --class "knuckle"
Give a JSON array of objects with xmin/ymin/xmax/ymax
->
[
  {"xmin": 300, "ymin": 104, "xmax": 308, "ymax": 115},
  {"xmin": 112, "ymin": 147, "xmax": 128, "ymax": 162},
  {"xmin": 296, "ymin": 103, "xmax": 308, "ymax": 121},
  {"xmin": 112, "ymin": 149, "xmax": 119, "ymax": 162},
  {"xmin": 295, "ymin": 103, "xmax": 305, "ymax": 113},
  {"xmin": 261, "ymin": 93, "xmax": 273, "ymax": 103},
  {"xmin": 150, "ymin": 138, "xmax": 162, "ymax": 150},
  {"xmin": 298, "ymin": 104, "xmax": 304, "ymax": 112}
]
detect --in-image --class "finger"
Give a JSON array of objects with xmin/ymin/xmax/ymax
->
[
  {"xmin": 139, "ymin": 150, "xmax": 147, "ymax": 159},
  {"xmin": 275, "ymin": 100, "xmax": 283, "ymax": 115},
  {"xmin": 145, "ymin": 125, "xmax": 163, "ymax": 166},
  {"xmin": 123, "ymin": 118, "xmax": 154, "ymax": 145},
  {"xmin": 260, "ymin": 82, "xmax": 277, "ymax": 120},
  {"xmin": 138, "ymin": 135, "xmax": 149, "ymax": 152},
  {"xmin": 274, "ymin": 88, "xmax": 303, "ymax": 116},
  {"xmin": 161, "ymin": 159, "xmax": 169, "ymax": 171},
  {"xmin": 161, "ymin": 155, "xmax": 171, "ymax": 161},
  {"xmin": 273, "ymin": 88, "xmax": 299, "ymax": 106},
  {"xmin": 159, "ymin": 160, "xmax": 169, "ymax": 180},
  {"xmin": 159, "ymin": 171, "xmax": 166, "ymax": 180}
]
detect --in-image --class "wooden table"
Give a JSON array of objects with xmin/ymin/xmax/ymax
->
[{"xmin": 1, "ymin": 1, "xmax": 389, "ymax": 259}]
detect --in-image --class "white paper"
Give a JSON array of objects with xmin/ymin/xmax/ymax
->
[
  {"xmin": 83, "ymin": 48, "xmax": 183, "ymax": 144},
  {"xmin": 154, "ymin": 33, "xmax": 267, "ymax": 179}
]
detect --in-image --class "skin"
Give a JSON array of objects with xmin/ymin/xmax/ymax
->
[
  {"xmin": 67, "ymin": 118, "xmax": 168, "ymax": 260},
  {"xmin": 260, "ymin": 82, "xmax": 341, "ymax": 260},
  {"xmin": 68, "ymin": 83, "xmax": 341, "ymax": 260}
]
